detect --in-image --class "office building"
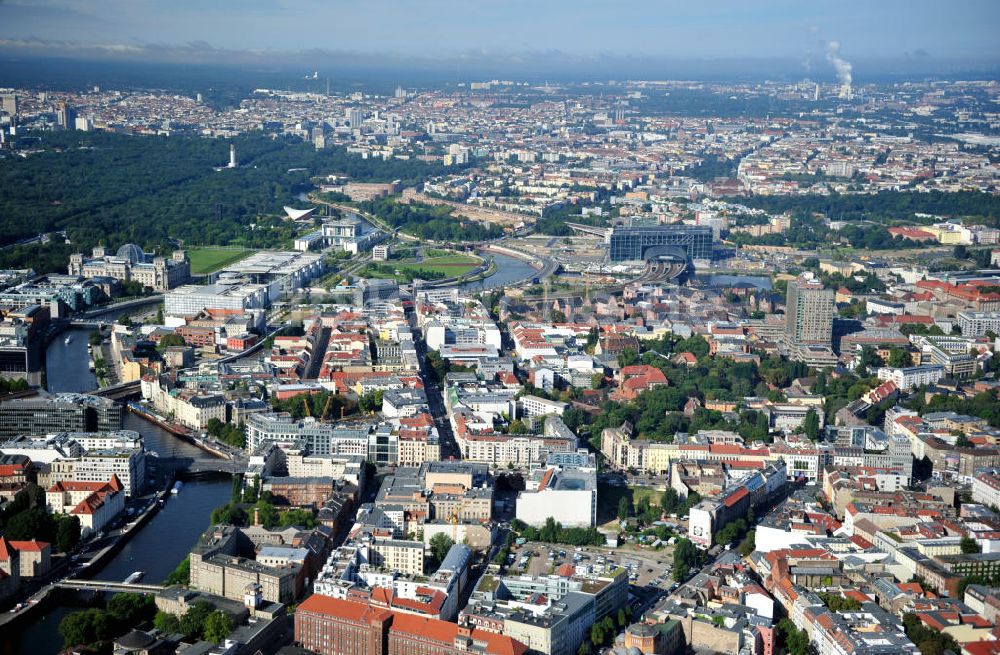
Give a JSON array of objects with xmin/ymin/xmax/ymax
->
[
  {"xmin": 0, "ymin": 394, "xmax": 122, "ymax": 439},
  {"xmin": 346, "ymin": 108, "xmax": 364, "ymax": 128},
  {"xmin": 607, "ymin": 225, "xmax": 713, "ymax": 262},
  {"xmin": 56, "ymin": 101, "xmax": 74, "ymax": 129},
  {"xmin": 72, "ymin": 448, "xmax": 146, "ymax": 497},
  {"xmin": 189, "ymin": 525, "xmax": 300, "ymax": 604},
  {"xmin": 876, "ymin": 365, "xmax": 944, "ymax": 392},
  {"xmin": 45, "ymin": 476, "xmax": 125, "ymax": 534},
  {"xmin": 355, "ymin": 279, "xmax": 400, "ymax": 308},
  {"xmin": 164, "ymin": 281, "xmax": 269, "ymax": 319}
]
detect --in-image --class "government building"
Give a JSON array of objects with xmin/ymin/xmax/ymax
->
[{"xmin": 69, "ymin": 244, "xmax": 190, "ymax": 292}]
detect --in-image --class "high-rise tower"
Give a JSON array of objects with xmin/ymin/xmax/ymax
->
[
  {"xmin": 785, "ymin": 274, "xmax": 834, "ymax": 346},
  {"xmin": 228, "ymin": 144, "xmax": 237, "ymax": 169}
]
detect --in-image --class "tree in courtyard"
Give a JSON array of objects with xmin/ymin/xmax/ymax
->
[
  {"xmin": 803, "ymin": 408, "xmax": 820, "ymax": 441},
  {"xmin": 156, "ymin": 333, "xmax": 185, "ymax": 351},
  {"xmin": 107, "ymin": 593, "xmax": 154, "ymax": 625},
  {"xmin": 429, "ymin": 533, "xmax": 455, "ymax": 568},
  {"xmin": 673, "ymin": 538, "xmax": 699, "ymax": 582},
  {"xmin": 180, "ymin": 601, "xmax": 215, "ymax": 640},
  {"xmin": 203, "ymin": 611, "xmax": 234, "ymax": 643},
  {"xmin": 887, "ymin": 347, "xmax": 913, "ymax": 368}
]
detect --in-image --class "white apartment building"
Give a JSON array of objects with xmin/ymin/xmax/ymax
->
[
  {"xmin": 458, "ymin": 433, "xmax": 576, "ymax": 468},
  {"xmin": 972, "ymin": 473, "xmax": 1000, "ymax": 509},
  {"xmin": 876, "ymin": 365, "xmax": 945, "ymax": 392},
  {"xmin": 72, "ymin": 449, "xmax": 146, "ymax": 497},
  {"xmin": 519, "ymin": 395, "xmax": 569, "ymax": 419},
  {"xmin": 958, "ymin": 311, "xmax": 1000, "ymax": 337}
]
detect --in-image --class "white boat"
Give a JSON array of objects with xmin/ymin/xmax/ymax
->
[
  {"xmin": 123, "ymin": 571, "xmax": 144, "ymax": 584},
  {"xmin": 64, "ymin": 335, "xmax": 73, "ymax": 345},
  {"xmin": 171, "ymin": 481, "xmax": 183, "ymax": 494}
]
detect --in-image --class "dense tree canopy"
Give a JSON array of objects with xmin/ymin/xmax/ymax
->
[
  {"xmin": 359, "ymin": 197, "xmax": 503, "ymax": 242},
  {"xmin": 0, "ymin": 131, "xmax": 460, "ymax": 272}
]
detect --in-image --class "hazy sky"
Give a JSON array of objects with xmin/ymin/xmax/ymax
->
[{"xmin": 1, "ymin": 0, "xmax": 998, "ymax": 71}]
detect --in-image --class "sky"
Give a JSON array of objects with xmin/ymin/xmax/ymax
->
[{"xmin": 0, "ymin": 0, "xmax": 998, "ymax": 77}]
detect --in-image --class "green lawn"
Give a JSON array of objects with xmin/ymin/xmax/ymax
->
[
  {"xmin": 362, "ymin": 253, "xmax": 481, "ymax": 280},
  {"xmin": 187, "ymin": 247, "xmax": 252, "ymax": 275}
]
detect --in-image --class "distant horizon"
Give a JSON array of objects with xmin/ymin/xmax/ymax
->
[
  {"xmin": 1, "ymin": 51, "xmax": 998, "ymax": 95},
  {"xmin": 1, "ymin": 0, "xmax": 999, "ymax": 86}
]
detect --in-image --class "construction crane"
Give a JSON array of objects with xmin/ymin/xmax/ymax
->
[{"xmin": 321, "ymin": 394, "xmax": 333, "ymax": 422}]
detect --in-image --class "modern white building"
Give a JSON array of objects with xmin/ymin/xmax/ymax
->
[
  {"xmin": 164, "ymin": 281, "xmax": 269, "ymax": 317},
  {"xmin": 958, "ymin": 311, "xmax": 1000, "ymax": 337},
  {"xmin": 876, "ymin": 365, "xmax": 945, "ymax": 391},
  {"xmin": 519, "ymin": 395, "xmax": 569, "ymax": 419}
]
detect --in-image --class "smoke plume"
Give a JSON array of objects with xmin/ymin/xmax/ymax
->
[{"xmin": 826, "ymin": 41, "xmax": 852, "ymax": 87}]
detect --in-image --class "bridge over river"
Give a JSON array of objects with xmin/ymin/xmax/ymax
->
[
  {"xmin": 56, "ymin": 579, "xmax": 166, "ymax": 594},
  {"xmin": 150, "ymin": 455, "xmax": 248, "ymax": 476}
]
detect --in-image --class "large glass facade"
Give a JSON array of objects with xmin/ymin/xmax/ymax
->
[{"xmin": 607, "ymin": 225, "xmax": 714, "ymax": 261}]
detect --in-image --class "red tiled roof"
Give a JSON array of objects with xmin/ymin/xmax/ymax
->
[
  {"xmin": 298, "ymin": 595, "xmax": 526, "ymax": 655},
  {"xmin": 724, "ymin": 487, "xmax": 749, "ymax": 507},
  {"xmin": 0, "ymin": 462, "xmax": 29, "ymax": 476},
  {"xmin": 8, "ymin": 540, "xmax": 49, "ymax": 553}
]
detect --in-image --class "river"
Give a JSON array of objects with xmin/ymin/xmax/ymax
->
[
  {"xmin": 690, "ymin": 273, "xmax": 772, "ymax": 290},
  {"xmin": 5, "ymin": 477, "xmax": 231, "ymax": 655},
  {"xmin": 459, "ymin": 252, "xmax": 537, "ymax": 292},
  {"xmin": 17, "ymin": 331, "xmax": 231, "ymax": 655},
  {"xmin": 45, "ymin": 327, "xmax": 97, "ymax": 394}
]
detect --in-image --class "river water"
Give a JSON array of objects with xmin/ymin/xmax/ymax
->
[
  {"xmin": 6, "ymin": 477, "xmax": 231, "ymax": 655},
  {"xmin": 459, "ymin": 252, "xmax": 537, "ymax": 292},
  {"xmin": 45, "ymin": 327, "xmax": 98, "ymax": 393},
  {"xmin": 13, "ymin": 330, "xmax": 232, "ymax": 655}
]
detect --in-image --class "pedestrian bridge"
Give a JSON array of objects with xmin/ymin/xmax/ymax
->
[{"xmin": 56, "ymin": 579, "xmax": 166, "ymax": 594}]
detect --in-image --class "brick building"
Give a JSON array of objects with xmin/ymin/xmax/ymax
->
[{"xmin": 295, "ymin": 595, "xmax": 527, "ymax": 655}]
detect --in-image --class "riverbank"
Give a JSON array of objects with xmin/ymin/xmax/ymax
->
[
  {"xmin": 0, "ymin": 480, "xmax": 172, "ymax": 631},
  {"xmin": 126, "ymin": 402, "xmax": 235, "ymax": 460},
  {"xmin": 5, "ymin": 477, "xmax": 233, "ymax": 655}
]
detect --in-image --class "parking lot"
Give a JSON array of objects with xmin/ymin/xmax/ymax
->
[{"xmin": 508, "ymin": 542, "xmax": 677, "ymax": 591}]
